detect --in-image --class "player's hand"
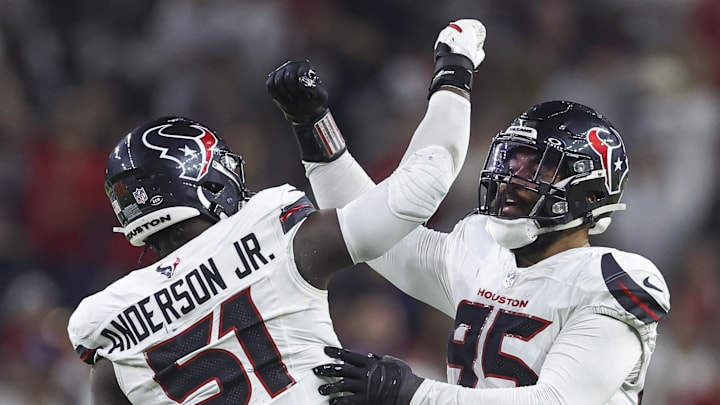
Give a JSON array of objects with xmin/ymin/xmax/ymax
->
[
  {"xmin": 266, "ymin": 60, "xmax": 329, "ymax": 124},
  {"xmin": 313, "ymin": 346, "xmax": 424, "ymax": 405},
  {"xmin": 266, "ymin": 60, "xmax": 345, "ymax": 162},
  {"xmin": 428, "ymin": 19, "xmax": 487, "ymax": 96},
  {"xmin": 435, "ymin": 19, "xmax": 486, "ymax": 69}
]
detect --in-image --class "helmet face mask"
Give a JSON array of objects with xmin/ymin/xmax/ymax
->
[
  {"xmin": 479, "ymin": 101, "xmax": 629, "ymax": 244},
  {"xmin": 105, "ymin": 117, "xmax": 250, "ymax": 246},
  {"xmin": 482, "ymin": 141, "xmax": 569, "ymax": 223}
]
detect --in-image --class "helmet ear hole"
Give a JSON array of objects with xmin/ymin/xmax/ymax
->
[
  {"xmin": 586, "ymin": 191, "xmax": 601, "ymax": 204},
  {"xmin": 202, "ymin": 181, "xmax": 225, "ymax": 194}
]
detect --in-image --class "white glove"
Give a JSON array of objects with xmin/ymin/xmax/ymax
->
[{"xmin": 435, "ymin": 19, "xmax": 487, "ymax": 69}]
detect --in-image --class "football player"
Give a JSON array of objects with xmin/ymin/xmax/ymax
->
[
  {"xmin": 66, "ymin": 19, "xmax": 487, "ymax": 405},
  {"xmin": 275, "ymin": 31, "xmax": 671, "ymax": 405}
]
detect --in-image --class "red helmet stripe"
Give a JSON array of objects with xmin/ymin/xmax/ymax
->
[
  {"xmin": 587, "ymin": 128, "xmax": 612, "ymax": 192},
  {"xmin": 198, "ymin": 127, "xmax": 218, "ymax": 178}
]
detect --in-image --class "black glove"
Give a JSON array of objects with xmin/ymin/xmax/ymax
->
[
  {"xmin": 313, "ymin": 346, "xmax": 425, "ymax": 405},
  {"xmin": 266, "ymin": 60, "xmax": 346, "ymax": 162},
  {"xmin": 266, "ymin": 60, "xmax": 329, "ymax": 124}
]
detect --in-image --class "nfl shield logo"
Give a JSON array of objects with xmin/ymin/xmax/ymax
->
[
  {"xmin": 133, "ymin": 187, "xmax": 149, "ymax": 204},
  {"xmin": 504, "ymin": 270, "xmax": 518, "ymax": 288}
]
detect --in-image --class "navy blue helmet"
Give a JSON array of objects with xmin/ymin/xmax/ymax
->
[
  {"xmin": 105, "ymin": 116, "xmax": 250, "ymax": 246},
  {"xmin": 479, "ymin": 100, "xmax": 629, "ymax": 235}
]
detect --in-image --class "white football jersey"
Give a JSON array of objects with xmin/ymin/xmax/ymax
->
[
  {"xmin": 68, "ymin": 184, "xmax": 341, "ymax": 404},
  {"xmin": 370, "ymin": 213, "xmax": 670, "ymax": 404}
]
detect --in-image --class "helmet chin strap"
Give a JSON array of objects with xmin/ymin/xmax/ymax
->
[
  {"xmin": 485, "ymin": 203, "xmax": 626, "ymax": 249},
  {"xmin": 486, "ymin": 217, "xmax": 539, "ymax": 250},
  {"xmin": 587, "ymin": 203, "xmax": 625, "ymax": 234}
]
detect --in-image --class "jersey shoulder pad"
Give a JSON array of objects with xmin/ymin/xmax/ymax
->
[
  {"xmin": 247, "ymin": 185, "xmax": 313, "ymax": 212},
  {"xmin": 250, "ymin": 184, "xmax": 316, "ymax": 234},
  {"xmin": 67, "ymin": 290, "xmax": 120, "ymax": 364},
  {"xmin": 596, "ymin": 250, "xmax": 670, "ymax": 325},
  {"xmin": 67, "ymin": 270, "xmax": 149, "ymax": 365}
]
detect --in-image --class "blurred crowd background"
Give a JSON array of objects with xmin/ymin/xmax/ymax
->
[{"xmin": 0, "ymin": 0, "xmax": 719, "ymax": 403}]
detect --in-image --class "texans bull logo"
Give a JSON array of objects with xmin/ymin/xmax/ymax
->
[
  {"xmin": 142, "ymin": 122, "xmax": 218, "ymax": 181},
  {"xmin": 586, "ymin": 127, "xmax": 628, "ymax": 195}
]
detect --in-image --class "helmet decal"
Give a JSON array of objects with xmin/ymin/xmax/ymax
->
[
  {"xmin": 142, "ymin": 122, "xmax": 219, "ymax": 181},
  {"xmin": 156, "ymin": 257, "xmax": 180, "ymax": 279},
  {"xmin": 503, "ymin": 125, "xmax": 537, "ymax": 140},
  {"xmin": 132, "ymin": 187, "xmax": 149, "ymax": 204},
  {"xmin": 586, "ymin": 127, "xmax": 628, "ymax": 195}
]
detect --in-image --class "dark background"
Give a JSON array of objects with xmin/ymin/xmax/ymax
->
[{"xmin": 0, "ymin": 0, "xmax": 718, "ymax": 403}]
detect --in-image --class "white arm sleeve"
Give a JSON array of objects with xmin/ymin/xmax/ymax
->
[
  {"xmin": 304, "ymin": 151, "xmax": 376, "ymax": 209},
  {"xmin": 399, "ymin": 91, "xmax": 470, "ymax": 168},
  {"xmin": 410, "ymin": 314, "xmax": 642, "ymax": 405},
  {"xmin": 304, "ymin": 91, "xmax": 468, "ymax": 296},
  {"xmin": 313, "ymin": 90, "xmax": 471, "ymax": 264},
  {"xmin": 306, "ymin": 149, "xmax": 456, "ymax": 313},
  {"xmin": 367, "ymin": 227, "xmax": 456, "ymax": 316},
  {"xmin": 337, "ymin": 145, "xmax": 454, "ymax": 263},
  {"xmin": 304, "ymin": 90, "xmax": 470, "ymax": 209}
]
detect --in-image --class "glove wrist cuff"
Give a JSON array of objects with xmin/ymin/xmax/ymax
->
[
  {"xmin": 292, "ymin": 110, "xmax": 347, "ymax": 162},
  {"xmin": 428, "ymin": 45, "xmax": 475, "ymax": 98}
]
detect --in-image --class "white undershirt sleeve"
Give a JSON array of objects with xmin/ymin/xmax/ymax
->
[
  {"xmin": 367, "ymin": 227, "xmax": 456, "ymax": 316},
  {"xmin": 304, "ymin": 90, "xmax": 470, "ymax": 209},
  {"xmin": 304, "ymin": 151, "xmax": 375, "ymax": 209},
  {"xmin": 399, "ymin": 90, "xmax": 470, "ymax": 168},
  {"xmin": 338, "ymin": 146, "xmax": 455, "ymax": 263},
  {"xmin": 411, "ymin": 313, "xmax": 642, "ymax": 405},
  {"xmin": 305, "ymin": 150, "xmax": 456, "ymax": 313},
  {"xmin": 306, "ymin": 90, "xmax": 471, "ymax": 264}
]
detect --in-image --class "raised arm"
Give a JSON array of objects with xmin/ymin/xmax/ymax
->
[
  {"xmin": 266, "ymin": 20, "xmax": 486, "ymax": 289},
  {"xmin": 267, "ymin": 19, "xmax": 486, "ymax": 209}
]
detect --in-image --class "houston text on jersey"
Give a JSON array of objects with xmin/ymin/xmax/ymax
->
[{"xmin": 476, "ymin": 288, "xmax": 529, "ymax": 308}]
